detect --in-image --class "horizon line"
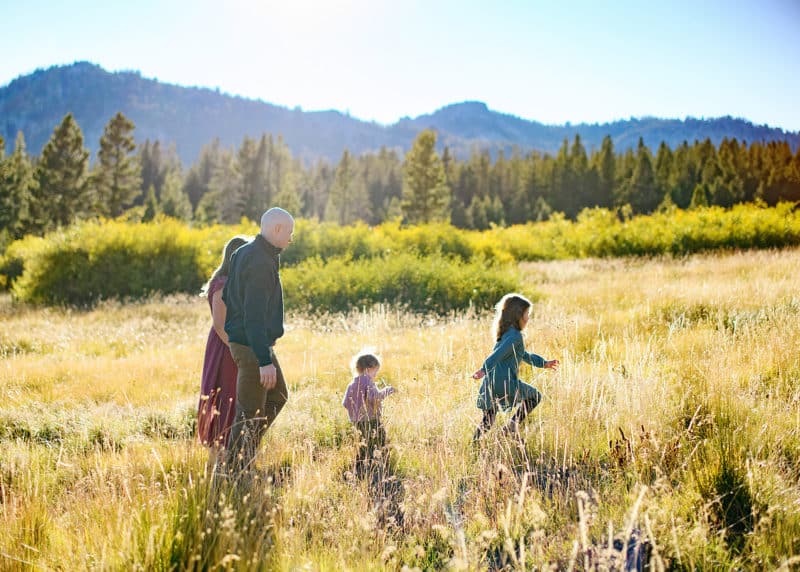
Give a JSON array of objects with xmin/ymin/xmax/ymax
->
[{"xmin": 2, "ymin": 60, "xmax": 797, "ymax": 134}]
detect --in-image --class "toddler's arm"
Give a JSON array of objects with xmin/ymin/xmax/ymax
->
[{"xmin": 365, "ymin": 380, "xmax": 394, "ymax": 406}]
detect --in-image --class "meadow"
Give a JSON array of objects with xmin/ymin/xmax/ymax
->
[{"xmin": 1, "ymin": 245, "xmax": 799, "ymax": 570}]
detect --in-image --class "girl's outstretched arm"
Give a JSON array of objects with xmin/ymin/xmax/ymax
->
[
  {"xmin": 515, "ymin": 335, "xmax": 547, "ymax": 368},
  {"xmin": 521, "ymin": 349, "xmax": 546, "ymax": 368}
]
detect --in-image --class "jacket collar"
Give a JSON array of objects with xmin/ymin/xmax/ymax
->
[{"xmin": 255, "ymin": 233, "xmax": 282, "ymax": 260}]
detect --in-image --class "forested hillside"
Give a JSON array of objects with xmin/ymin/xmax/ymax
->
[
  {"xmin": 1, "ymin": 107, "xmax": 799, "ymax": 245},
  {"xmin": 2, "ymin": 62, "xmax": 798, "ymax": 165}
]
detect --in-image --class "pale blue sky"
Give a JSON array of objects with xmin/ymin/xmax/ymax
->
[{"xmin": 2, "ymin": 0, "xmax": 799, "ymax": 130}]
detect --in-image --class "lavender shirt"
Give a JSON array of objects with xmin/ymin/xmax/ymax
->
[{"xmin": 342, "ymin": 374, "xmax": 392, "ymax": 423}]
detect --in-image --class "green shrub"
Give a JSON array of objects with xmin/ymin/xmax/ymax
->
[
  {"xmin": 282, "ymin": 219, "xmax": 512, "ymax": 266},
  {"xmin": 2, "ymin": 203, "xmax": 798, "ymax": 307},
  {"xmin": 0, "ymin": 234, "xmax": 47, "ymax": 290},
  {"xmin": 281, "ymin": 219, "xmax": 385, "ymax": 265},
  {"xmin": 7, "ymin": 218, "xmax": 256, "ymax": 305},
  {"xmin": 488, "ymin": 202, "xmax": 800, "ymax": 260},
  {"xmin": 282, "ymin": 252, "xmax": 521, "ymax": 314}
]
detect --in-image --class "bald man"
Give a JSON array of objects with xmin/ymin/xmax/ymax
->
[{"xmin": 223, "ymin": 207, "xmax": 295, "ymax": 477}]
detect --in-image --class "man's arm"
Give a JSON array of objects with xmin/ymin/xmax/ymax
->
[{"xmin": 241, "ymin": 263, "xmax": 275, "ymax": 367}]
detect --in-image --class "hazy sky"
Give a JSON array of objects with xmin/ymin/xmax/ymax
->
[{"xmin": 2, "ymin": 0, "xmax": 799, "ymax": 130}]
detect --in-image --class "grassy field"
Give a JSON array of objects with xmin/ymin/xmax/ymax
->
[{"xmin": 1, "ymin": 247, "xmax": 800, "ymax": 570}]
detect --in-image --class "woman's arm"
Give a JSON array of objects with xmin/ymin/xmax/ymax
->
[{"xmin": 211, "ymin": 289, "xmax": 229, "ymax": 345}]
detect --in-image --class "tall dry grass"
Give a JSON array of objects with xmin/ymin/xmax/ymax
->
[{"xmin": 1, "ymin": 247, "xmax": 799, "ymax": 570}]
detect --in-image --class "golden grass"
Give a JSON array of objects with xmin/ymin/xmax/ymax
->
[{"xmin": 2, "ymin": 248, "xmax": 800, "ymax": 570}]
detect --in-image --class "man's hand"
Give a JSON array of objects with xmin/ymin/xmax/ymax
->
[{"xmin": 260, "ymin": 364, "xmax": 277, "ymax": 389}]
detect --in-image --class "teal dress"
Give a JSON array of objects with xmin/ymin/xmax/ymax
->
[{"xmin": 477, "ymin": 327, "xmax": 545, "ymax": 411}]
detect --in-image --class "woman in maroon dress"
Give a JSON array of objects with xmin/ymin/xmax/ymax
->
[{"xmin": 197, "ymin": 235, "xmax": 249, "ymax": 451}]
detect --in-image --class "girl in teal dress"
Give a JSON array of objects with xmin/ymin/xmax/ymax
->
[{"xmin": 472, "ymin": 293, "xmax": 559, "ymax": 441}]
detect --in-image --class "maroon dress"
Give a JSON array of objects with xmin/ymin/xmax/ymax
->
[{"xmin": 197, "ymin": 276, "xmax": 238, "ymax": 448}]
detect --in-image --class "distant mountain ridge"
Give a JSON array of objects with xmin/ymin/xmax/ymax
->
[{"xmin": 1, "ymin": 62, "xmax": 798, "ymax": 165}]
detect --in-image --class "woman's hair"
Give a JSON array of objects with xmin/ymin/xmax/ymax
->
[
  {"xmin": 493, "ymin": 293, "xmax": 532, "ymax": 341},
  {"xmin": 351, "ymin": 349, "xmax": 380, "ymax": 375},
  {"xmin": 200, "ymin": 235, "xmax": 250, "ymax": 295}
]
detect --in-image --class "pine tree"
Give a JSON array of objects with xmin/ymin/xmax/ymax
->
[
  {"xmin": 710, "ymin": 138, "xmax": 745, "ymax": 207},
  {"xmin": 209, "ymin": 151, "xmax": 244, "ymax": 224},
  {"xmin": 757, "ymin": 141, "xmax": 800, "ymax": 204},
  {"xmin": 743, "ymin": 142, "xmax": 764, "ymax": 202},
  {"xmin": 689, "ymin": 183, "xmax": 710, "ymax": 209},
  {"xmin": 695, "ymin": 138, "xmax": 720, "ymax": 206},
  {"xmin": 274, "ymin": 168, "xmax": 304, "ymax": 215},
  {"xmin": 401, "ymin": 130, "xmax": 450, "ymax": 223},
  {"xmin": 784, "ymin": 148, "xmax": 800, "ymax": 202},
  {"xmin": 142, "ymin": 185, "xmax": 159, "ymax": 222},
  {"xmin": 491, "ymin": 150, "xmax": 509, "ymax": 217},
  {"xmin": 487, "ymin": 195, "xmax": 505, "ymax": 226},
  {"xmin": 138, "ymin": 140, "xmax": 176, "ymax": 204},
  {"xmin": 238, "ymin": 136, "xmax": 265, "ymax": 222},
  {"xmin": 33, "ymin": 113, "xmax": 90, "ymax": 231},
  {"xmin": 620, "ymin": 138, "xmax": 660, "ymax": 214},
  {"xmin": 264, "ymin": 135, "xmax": 294, "ymax": 213},
  {"xmin": 593, "ymin": 136, "xmax": 616, "ymax": 208},
  {"xmin": 325, "ymin": 149, "xmax": 366, "ymax": 224},
  {"xmin": 94, "ymin": 112, "xmax": 142, "ymax": 217},
  {"xmin": 0, "ymin": 132, "xmax": 37, "ymax": 239},
  {"xmin": 183, "ymin": 139, "xmax": 223, "ymax": 211},
  {"xmin": 448, "ymin": 158, "xmax": 472, "ymax": 226},
  {"xmin": 654, "ymin": 142, "xmax": 674, "ymax": 204},
  {"xmin": 466, "ymin": 195, "xmax": 488, "ymax": 230},
  {"xmin": 669, "ymin": 141, "xmax": 696, "ymax": 208},
  {"xmin": 550, "ymin": 138, "xmax": 573, "ymax": 216},
  {"xmin": 568, "ymin": 134, "xmax": 590, "ymax": 216},
  {"xmin": 159, "ymin": 169, "xmax": 192, "ymax": 220},
  {"xmin": 304, "ymin": 161, "xmax": 334, "ymax": 220},
  {"xmin": 363, "ymin": 147, "xmax": 402, "ymax": 224},
  {"xmin": 506, "ymin": 151, "xmax": 532, "ymax": 225},
  {"xmin": 532, "ymin": 195, "xmax": 552, "ymax": 221}
]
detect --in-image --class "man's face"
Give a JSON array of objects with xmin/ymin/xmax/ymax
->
[{"xmin": 272, "ymin": 220, "xmax": 295, "ymax": 249}]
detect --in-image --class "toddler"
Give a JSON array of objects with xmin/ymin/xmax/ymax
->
[{"xmin": 342, "ymin": 351, "xmax": 396, "ymax": 476}]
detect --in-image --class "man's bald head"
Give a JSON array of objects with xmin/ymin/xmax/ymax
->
[{"xmin": 260, "ymin": 207, "xmax": 295, "ymax": 249}]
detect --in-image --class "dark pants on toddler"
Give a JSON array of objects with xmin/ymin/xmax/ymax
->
[{"xmin": 355, "ymin": 419, "xmax": 387, "ymax": 478}]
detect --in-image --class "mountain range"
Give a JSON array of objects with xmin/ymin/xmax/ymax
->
[{"xmin": 1, "ymin": 61, "xmax": 798, "ymax": 165}]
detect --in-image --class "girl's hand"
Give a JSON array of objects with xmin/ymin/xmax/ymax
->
[
  {"xmin": 544, "ymin": 359, "xmax": 559, "ymax": 370},
  {"xmin": 472, "ymin": 368, "xmax": 485, "ymax": 380}
]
